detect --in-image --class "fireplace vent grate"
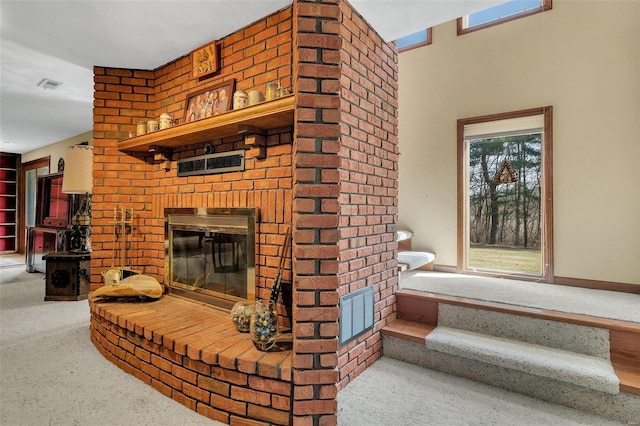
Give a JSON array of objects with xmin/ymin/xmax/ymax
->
[{"xmin": 177, "ymin": 150, "xmax": 245, "ymax": 177}]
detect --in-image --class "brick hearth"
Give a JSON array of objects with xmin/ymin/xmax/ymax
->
[{"xmin": 90, "ymin": 295, "xmax": 292, "ymax": 425}]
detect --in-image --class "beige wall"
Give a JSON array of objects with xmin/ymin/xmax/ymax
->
[
  {"xmin": 398, "ymin": 0, "xmax": 640, "ymax": 285},
  {"xmin": 21, "ymin": 131, "xmax": 93, "ymax": 166}
]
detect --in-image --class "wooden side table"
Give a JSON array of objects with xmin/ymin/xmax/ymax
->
[{"xmin": 43, "ymin": 251, "xmax": 90, "ymax": 301}]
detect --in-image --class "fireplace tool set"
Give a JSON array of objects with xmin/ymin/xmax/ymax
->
[
  {"xmin": 93, "ymin": 206, "xmax": 162, "ymax": 300},
  {"xmin": 102, "ymin": 206, "xmax": 139, "ymax": 285}
]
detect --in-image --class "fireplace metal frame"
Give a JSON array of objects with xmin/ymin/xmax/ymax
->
[{"xmin": 165, "ymin": 207, "xmax": 257, "ymax": 310}]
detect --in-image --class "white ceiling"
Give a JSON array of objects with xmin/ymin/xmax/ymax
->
[{"xmin": 0, "ymin": 0, "xmax": 503, "ymax": 155}]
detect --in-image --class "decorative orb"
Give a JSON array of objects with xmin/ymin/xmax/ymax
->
[
  {"xmin": 231, "ymin": 302, "xmax": 253, "ymax": 333},
  {"xmin": 250, "ymin": 300, "xmax": 278, "ymax": 351}
]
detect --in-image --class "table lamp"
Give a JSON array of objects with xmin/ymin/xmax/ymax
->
[{"xmin": 62, "ymin": 145, "xmax": 93, "ymax": 253}]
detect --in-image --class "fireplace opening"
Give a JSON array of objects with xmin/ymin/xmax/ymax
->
[{"xmin": 165, "ymin": 208, "xmax": 257, "ymax": 310}]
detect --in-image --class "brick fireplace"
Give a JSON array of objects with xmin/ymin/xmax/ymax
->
[
  {"xmin": 164, "ymin": 207, "xmax": 258, "ymax": 309},
  {"xmin": 89, "ymin": 1, "xmax": 399, "ymax": 424}
]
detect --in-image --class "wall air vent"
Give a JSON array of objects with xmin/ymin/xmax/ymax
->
[
  {"xmin": 177, "ymin": 149, "xmax": 245, "ymax": 177},
  {"xmin": 37, "ymin": 79, "xmax": 63, "ymax": 90},
  {"xmin": 339, "ymin": 286, "xmax": 374, "ymax": 346}
]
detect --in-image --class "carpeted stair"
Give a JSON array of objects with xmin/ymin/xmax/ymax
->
[
  {"xmin": 382, "ymin": 291, "xmax": 640, "ymax": 424},
  {"xmin": 426, "ymin": 305, "xmax": 619, "ymax": 394}
]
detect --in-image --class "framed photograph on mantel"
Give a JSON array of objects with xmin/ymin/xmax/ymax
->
[
  {"xmin": 191, "ymin": 40, "xmax": 218, "ymax": 79},
  {"xmin": 184, "ymin": 79, "xmax": 235, "ymax": 123}
]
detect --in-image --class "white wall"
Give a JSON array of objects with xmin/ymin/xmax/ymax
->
[
  {"xmin": 21, "ymin": 131, "xmax": 93, "ymax": 167},
  {"xmin": 398, "ymin": 0, "xmax": 640, "ymax": 285}
]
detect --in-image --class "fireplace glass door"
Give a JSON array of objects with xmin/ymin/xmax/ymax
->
[{"xmin": 166, "ymin": 208, "xmax": 256, "ymax": 309}]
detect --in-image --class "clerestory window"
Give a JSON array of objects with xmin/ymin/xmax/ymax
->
[
  {"xmin": 396, "ymin": 28, "xmax": 432, "ymax": 52},
  {"xmin": 458, "ymin": 0, "xmax": 552, "ymax": 35}
]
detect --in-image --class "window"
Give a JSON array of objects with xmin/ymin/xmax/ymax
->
[
  {"xmin": 396, "ymin": 28, "xmax": 432, "ymax": 52},
  {"xmin": 458, "ymin": 0, "xmax": 552, "ymax": 35},
  {"xmin": 457, "ymin": 107, "xmax": 553, "ymax": 281}
]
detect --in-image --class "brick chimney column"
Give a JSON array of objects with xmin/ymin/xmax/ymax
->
[
  {"xmin": 291, "ymin": 0, "xmax": 399, "ymax": 423},
  {"xmin": 292, "ymin": 1, "xmax": 342, "ymax": 424}
]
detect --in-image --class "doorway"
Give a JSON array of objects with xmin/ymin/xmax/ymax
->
[{"xmin": 21, "ymin": 157, "xmax": 50, "ymax": 253}]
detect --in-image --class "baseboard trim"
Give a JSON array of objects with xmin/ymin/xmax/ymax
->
[
  {"xmin": 433, "ymin": 265, "xmax": 457, "ymax": 273},
  {"xmin": 430, "ymin": 265, "xmax": 640, "ymax": 295},
  {"xmin": 554, "ymin": 276, "xmax": 640, "ymax": 295}
]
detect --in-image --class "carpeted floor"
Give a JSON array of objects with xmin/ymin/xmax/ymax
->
[
  {"xmin": 400, "ymin": 270, "xmax": 640, "ymax": 323},
  {"xmin": 0, "ymin": 264, "xmax": 221, "ymax": 426},
  {"xmin": 0, "ymin": 261, "xmax": 624, "ymax": 425},
  {"xmin": 0, "ymin": 254, "xmax": 25, "ymax": 268},
  {"xmin": 337, "ymin": 357, "xmax": 621, "ymax": 426}
]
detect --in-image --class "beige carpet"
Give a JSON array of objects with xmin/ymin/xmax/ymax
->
[
  {"xmin": 0, "ymin": 265, "xmax": 625, "ymax": 425},
  {"xmin": 0, "ymin": 253, "xmax": 24, "ymax": 268},
  {"xmin": 337, "ymin": 357, "xmax": 620, "ymax": 426},
  {"xmin": 0, "ymin": 265, "xmax": 221, "ymax": 426},
  {"xmin": 400, "ymin": 271, "xmax": 640, "ymax": 323}
]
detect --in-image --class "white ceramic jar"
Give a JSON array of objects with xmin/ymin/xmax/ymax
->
[
  {"xmin": 233, "ymin": 90, "xmax": 248, "ymax": 109},
  {"xmin": 147, "ymin": 120, "xmax": 159, "ymax": 132},
  {"xmin": 136, "ymin": 121, "xmax": 146, "ymax": 136},
  {"xmin": 159, "ymin": 113, "xmax": 172, "ymax": 130},
  {"xmin": 248, "ymin": 90, "xmax": 264, "ymax": 106}
]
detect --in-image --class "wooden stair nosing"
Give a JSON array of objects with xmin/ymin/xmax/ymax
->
[
  {"xmin": 382, "ymin": 319, "xmax": 434, "ymax": 344},
  {"xmin": 396, "ymin": 289, "xmax": 640, "ymax": 333},
  {"xmin": 613, "ymin": 363, "xmax": 640, "ymax": 396}
]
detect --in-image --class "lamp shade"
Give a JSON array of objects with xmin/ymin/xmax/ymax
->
[{"xmin": 62, "ymin": 145, "xmax": 93, "ymax": 194}]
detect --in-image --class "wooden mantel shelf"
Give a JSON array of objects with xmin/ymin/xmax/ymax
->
[{"xmin": 118, "ymin": 95, "xmax": 294, "ymax": 152}]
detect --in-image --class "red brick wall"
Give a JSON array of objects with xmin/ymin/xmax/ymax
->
[
  {"xmin": 290, "ymin": 0, "xmax": 398, "ymax": 423},
  {"xmin": 291, "ymin": 1, "xmax": 342, "ymax": 424},
  {"xmin": 91, "ymin": 9, "xmax": 294, "ymax": 307},
  {"xmin": 336, "ymin": 1, "xmax": 399, "ymax": 388},
  {"xmin": 293, "ymin": 0, "xmax": 398, "ymax": 425}
]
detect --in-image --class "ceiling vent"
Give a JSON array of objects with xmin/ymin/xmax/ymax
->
[{"xmin": 37, "ymin": 79, "xmax": 63, "ymax": 90}]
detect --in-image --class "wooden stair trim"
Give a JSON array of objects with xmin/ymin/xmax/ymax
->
[
  {"xmin": 610, "ymin": 329, "xmax": 640, "ymax": 396},
  {"xmin": 610, "ymin": 329, "xmax": 640, "ymax": 365},
  {"xmin": 613, "ymin": 363, "xmax": 640, "ymax": 396},
  {"xmin": 396, "ymin": 291, "xmax": 438, "ymax": 326},
  {"xmin": 398, "ymin": 289, "xmax": 640, "ymax": 333},
  {"xmin": 382, "ymin": 319, "xmax": 435, "ymax": 344}
]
